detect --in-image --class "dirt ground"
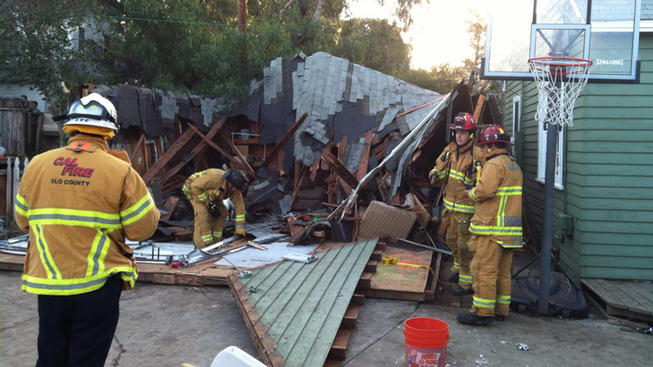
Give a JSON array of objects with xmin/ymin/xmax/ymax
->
[{"xmin": 1, "ymin": 271, "xmax": 651, "ymax": 367}]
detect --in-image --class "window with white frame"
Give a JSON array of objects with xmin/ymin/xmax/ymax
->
[
  {"xmin": 512, "ymin": 95, "xmax": 521, "ymax": 142},
  {"xmin": 537, "ymin": 120, "xmax": 564, "ymax": 190}
]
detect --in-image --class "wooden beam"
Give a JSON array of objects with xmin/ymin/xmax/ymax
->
[
  {"xmin": 219, "ymin": 130, "xmax": 257, "ymax": 179},
  {"xmin": 159, "ymin": 118, "xmax": 227, "ymax": 185},
  {"xmin": 129, "ymin": 133, "xmax": 146, "ymax": 163},
  {"xmin": 186, "ymin": 123, "xmax": 247, "ymax": 173},
  {"xmin": 356, "ymin": 130, "xmax": 373, "ymax": 181},
  {"xmin": 320, "ymin": 151, "xmax": 359, "ymax": 193},
  {"xmin": 262, "ymin": 112, "xmax": 308, "ymax": 167},
  {"xmin": 142, "ymin": 125, "xmax": 197, "ymax": 184},
  {"xmin": 473, "ymin": 94, "xmax": 486, "ymax": 123},
  {"xmin": 396, "ymin": 97, "xmax": 442, "ymax": 118}
]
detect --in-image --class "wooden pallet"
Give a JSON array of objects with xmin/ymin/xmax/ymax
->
[
  {"xmin": 583, "ymin": 278, "xmax": 653, "ymax": 323},
  {"xmin": 365, "ymin": 244, "xmax": 432, "ymax": 301}
]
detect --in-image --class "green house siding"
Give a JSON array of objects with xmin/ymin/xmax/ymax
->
[{"xmin": 503, "ymin": 33, "xmax": 653, "ymax": 281}]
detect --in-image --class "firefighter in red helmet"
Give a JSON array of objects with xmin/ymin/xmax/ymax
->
[
  {"xmin": 429, "ymin": 112, "xmax": 484, "ymax": 295},
  {"xmin": 457, "ymin": 124, "xmax": 523, "ymax": 326}
]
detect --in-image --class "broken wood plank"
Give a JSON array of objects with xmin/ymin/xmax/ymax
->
[
  {"xmin": 396, "ymin": 97, "xmax": 442, "ymax": 118},
  {"xmin": 186, "ymin": 122, "xmax": 247, "ymax": 173},
  {"xmin": 262, "ymin": 112, "xmax": 308, "ymax": 167},
  {"xmin": 219, "ymin": 130, "xmax": 257, "ymax": 179},
  {"xmin": 247, "ymin": 241, "xmax": 268, "ymax": 251},
  {"xmin": 142, "ymin": 125, "xmax": 197, "ymax": 184},
  {"xmin": 160, "ymin": 118, "xmax": 227, "ymax": 185},
  {"xmin": 160, "ymin": 195, "xmax": 180, "ymax": 221},
  {"xmin": 473, "ymin": 94, "xmax": 486, "ymax": 123},
  {"xmin": 356, "ymin": 130, "xmax": 373, "ymax": 181},
  {"xmin": 321, "ymin": 151, "xmax": 359, "ymax": 193},
  {"xmin": 129, "ymin": 133, "xmax": 146, "ymax": 163}
]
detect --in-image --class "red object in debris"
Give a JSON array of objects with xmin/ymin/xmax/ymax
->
[{"xmin": 404, "ymin": 317, "xmax": 449, "ymax": 367}]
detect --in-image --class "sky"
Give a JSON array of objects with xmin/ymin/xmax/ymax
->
[{"xmin": 344, "ymin": 0, "xmax": 496, "ymax": 70}]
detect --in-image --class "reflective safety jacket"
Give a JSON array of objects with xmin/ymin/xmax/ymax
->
[
  {"xmin": 468, "ymin": 148, "xmax": 524, "ymax": 247},
  {"xmin": 182, "ymin": 169, "xmax": 245, "ymax": 230},
  {"xmin": 431, "ymin": 141, "xmax": 483, "ymax": 214},
  {"xmin": 15, "ymin": 134, "xmax": 160, "ymax": 295}
]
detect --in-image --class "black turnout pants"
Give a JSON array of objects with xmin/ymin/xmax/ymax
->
[{"xmin": 36, "ymin": 275, "xmax": 122, "ymax": 367}]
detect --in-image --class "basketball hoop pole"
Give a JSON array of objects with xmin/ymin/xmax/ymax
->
[
  {"xmin": 539, "ymin": 101, "xmax": 559, "ymax": 315},
  {"xmin": 528, "ymin": 57, "xmax": 592, "ymax": 315}
]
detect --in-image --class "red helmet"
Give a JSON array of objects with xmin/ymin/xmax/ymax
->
[
  {"xmin": 478, "ymin": 124, "xmax": 513, "ymax": 145},
  {"xmin": 450, "ymin": 112, "xmax": 476, "ymax": 131}
]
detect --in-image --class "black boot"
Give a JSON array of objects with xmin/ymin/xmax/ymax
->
[
  {"xmin": 452, "ymin": 285, "xmax": 474, "ymax": 296},
  {"xmin": 448, "ymin": 272, "xmax": 459, "ymax": 283},
  {"xmin": 457, "ymin": 312, "xmax": 494, "ymax": 326}
]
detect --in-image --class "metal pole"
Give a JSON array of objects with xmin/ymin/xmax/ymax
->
[{"xmin": 539, "ymin": 122, "xmax": 557, "ymax": 314}]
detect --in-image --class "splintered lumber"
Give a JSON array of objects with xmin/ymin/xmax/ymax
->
[
  {"xmin": 262, "ymin": 112, "xmax": 308, "ymax": 167},
  {"xmin": 142, "ymin": 126, "xmax": 196, "ymax": 184},
  {"xmin": 356, "ymin": 130, "xmax": 373, "ymax": 181},
  {"xmin": 473, "ymin": 94, "xmax": 486, "ymax": 122},
  {"xmin": 321, "ymin": 151, "xmax": 359, "ymax": 192},
  {"xmin": 160, "ymin": 117, "xmax": 227, "ymax": 185},
  {"xmin": 219, "ymin": 130, "xmax": 257, "ymax": 178},
  {"xmin": 129, "ymin": 133, "xmax": 146, "ymax": 163},
  {"xmin": 228, "ymin": 239, "xmax": 379, "ymax": 367},
  {"xmin": 160, "ymin": 195, "xmax": 180, "ymax": 221},
  {"xmin": 186, "ymin": 122, "xmax": 249, "ymax": 174}
]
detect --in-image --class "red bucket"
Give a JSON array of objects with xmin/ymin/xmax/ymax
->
[{"xmin": 403, "ymin": 317, "xmax": 449, "ymax": 367}]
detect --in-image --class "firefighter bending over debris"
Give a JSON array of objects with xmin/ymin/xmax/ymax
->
[
  {"xmin": 183, "ymin": 168, "xmax": 249, "ymax": 248},
  {"xmin": 15, "ymin": 93, "xmax": 160, "ymax": 366},
  {"xmin": 457, "ymin": 124, "xmax": 523, "ymax": 326},
  {"xmin": 429, "ymin": 112, "xmax": 483, "ymax": 296}
]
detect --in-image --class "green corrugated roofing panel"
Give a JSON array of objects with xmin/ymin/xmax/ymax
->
[{"xmin": 230, "ymin": 239, "xmax": 378, "ymax": 367}]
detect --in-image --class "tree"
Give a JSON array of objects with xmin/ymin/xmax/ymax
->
[
  {"xmin": 334, "ymin": 18, "xmax": 411, "ymax": 76},
  {"xmin": 0, "ymin": 0, "xmax": 96, "ymax": 110},
  {"xmin": 400, "ymin": 63, "xmax": 467, "ymax": 94}
]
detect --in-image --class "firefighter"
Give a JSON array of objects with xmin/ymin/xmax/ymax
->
[
  {"xmin": 428, "ymin": 112, "xmax": 483, "ymax": 296},
  {"xmin": 182, "ymin": 168, "xmax": 249, "ymax": 248},
  {"xmin": 457, "ymin": 124, "xmax": 523, "ymax": 326},
  {"xmin": 14, "ymin": 93, "xmax": 160, "ymax": 366}
]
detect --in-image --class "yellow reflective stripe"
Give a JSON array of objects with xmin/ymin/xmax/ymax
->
[
  {"xmin": 182, "ymin": 185, "xmax": 192, "ymax": 194},
  {"xmin": 459, "ymin": 274, "xmax": 472, "ymax": 286},
  {"xmin": 497, "ymin": 295, "xmax": 511, "ymax": 304},
  {"xmin": 121, "ymin": 194, "xmax": 155, "ymax": 226},
  {"xmin": 213, "ymin": 231, "xmax": 222, "ymax": 237},
  {"xmin": 85, "ymin": 231, "xmax": 104, "ymax": 276},
  {"xmin": 496, "ymin": 186, "xmax": 522, "ymax": 195},
  {"xmin": 32, "ymin": 224, "xmax": 62, "ymax": 279},
  {"xmin": 443, "ymin": 198, "xmax": 475, "ymax": 214},
  {"xmin": 470, "ymin": 188, "xmax": 480, "ymax": 202},
  {"xmin": 15, "ymin": 193, "xmax": 28, "ymax": 216},
  {"xmin": 29, "ymin": 208, "xmax": 121, "ymax": 229},
  {"xmin": 469, "ymin": 223, "xmax": 523, "ymax": 236},
  {"xmin": 446, "ymin": 169, "xmax": 475, "ymax": 187},
  {"xmin": 21, "ymin": 266, "xmax": 136, "ymax": 296},
  {"xmin": 197, "ymin": 193, "xmax": 209, "ymax": 202},
  {"xmin": 201, "ymin": 234, "xmax": 213, "ymax": 243},
  {"xmin": 453, "ymin": 262, "xmax": 460, "ymax": 269},
  {"xmin": 496, "ymin": 239, "xmax": 523, "ymax": 248},
  {"xmin": 497, "ymin": 195, "xmax": 508, "ymax": 227},
  {"xmin": 473, "ymin": 296, "xmax": 496, "ymax": 308}
]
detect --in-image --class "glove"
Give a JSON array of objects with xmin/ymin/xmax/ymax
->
[
  {"xmin": 207, "ymin": 200, "xmax": 220, "ymax": 218},
  {"xmin": 235, "ymin": 226, "xmax": 246, "ymax": 236},
  {"xmin": 428, "ymin": 168, "xmax": 439, "ymax": 185}
]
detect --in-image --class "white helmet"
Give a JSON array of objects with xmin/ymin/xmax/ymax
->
[{"xmin": 64, "ymin": 93, "xmax": 119, "ymax": 131}]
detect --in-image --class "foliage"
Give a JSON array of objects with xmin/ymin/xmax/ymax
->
[
  {"xmin": 0, "ymin": 0, "xmax": 98, "ymax": 110},
  {"xmin": 400, "ymin": 64, "xmax": 467, "ymax": 94},
  {"xmin": 334, "ymin": 18, "xmax": 411, "ymax": 76}
]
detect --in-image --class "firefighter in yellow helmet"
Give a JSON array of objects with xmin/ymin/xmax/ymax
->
[
  {"xmin": 15, "ymin": 92, "xmax": 160, "ymax": 366},
  {"xmin": 457, "ymin": 124, "xmax": 523, "ymax": 326},
  {"xmin": 428, "ymin": 112, "xmax": 483, "ymax": 296},
  {"xmin": 182, "ymin": 168, "xmax": 249, "ymax": 248}
]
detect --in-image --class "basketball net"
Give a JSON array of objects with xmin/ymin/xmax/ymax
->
[{"xmin": 528, "ymin": 57, "xmax": 593, "ymax": 128}]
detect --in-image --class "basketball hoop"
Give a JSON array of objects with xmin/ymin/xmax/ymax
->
[{"xmin": 528, "ymin": 56, "xmax": 592, "ymax": 128}]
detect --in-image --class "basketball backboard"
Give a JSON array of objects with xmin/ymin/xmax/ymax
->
[{"xmin": 481, "ymin": 0, "xmax": 641, "ymax": 82}]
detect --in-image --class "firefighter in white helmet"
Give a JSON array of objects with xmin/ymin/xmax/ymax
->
[{"xmin": 15, "ymin": 93, "xmax": 160, "ymax": 366}]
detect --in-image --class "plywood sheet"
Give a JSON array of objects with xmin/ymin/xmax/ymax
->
[{"xmin": 367, "ymin": 245, "xmax": 431, "ymax": 301}]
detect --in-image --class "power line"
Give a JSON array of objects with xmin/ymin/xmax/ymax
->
[{"xmin": 98, "ymin": 14, "xmax": 237, "ymax": 27}]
